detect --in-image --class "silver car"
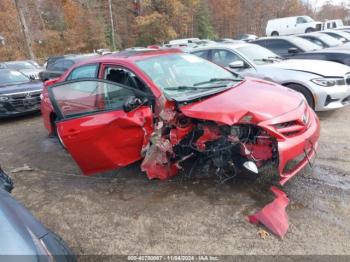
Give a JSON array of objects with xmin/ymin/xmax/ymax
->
[
  {"xmin": 190, "ymin": 43, "xmax": 350, "ymax": 111},
  {"xmin": 0, "ymin": 60, "xmax": 43, "ymax": 80}
]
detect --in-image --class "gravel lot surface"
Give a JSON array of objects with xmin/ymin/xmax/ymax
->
[{"xmin": 0, "ymin": 107, "xmax": 350, "ymax": 255}]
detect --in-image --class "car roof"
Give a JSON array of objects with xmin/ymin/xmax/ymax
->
[
  {"xmin": 189, "ymin": 42, "xmax": 252, "ymax": 52},
  {"xmin": 71, "ymin": 48, "xmax": 183, "ymax": 67},
  {"xmin": 254, "ymin": 36, "xmax": 294, "ymax": 41},
  {"xmin": 311, "ymin": 49, "xmax": 350, "ymax": 54},
  {"xmin": 298, "ymin": 32, "xmax": 325, "ymax": 37}
]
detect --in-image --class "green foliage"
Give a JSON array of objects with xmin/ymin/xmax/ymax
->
[
  {"xmin": 135, "ymin": 12, "xmax": 177, "ymax": 46},
  {"xmin": 196, "ymin": 2, "xmax": 216, "ymax": 39}
]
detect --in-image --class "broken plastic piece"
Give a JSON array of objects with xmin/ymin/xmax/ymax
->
[{"xmin": 248, "ymin": 186, "xmax": 289, "ymax": 237}]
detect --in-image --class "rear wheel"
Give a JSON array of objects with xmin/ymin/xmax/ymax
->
[
  {"xmin": 285, "ymin": 83, "xmax": 315, "ymax": 109},
  {"xmin": 271, "ymin": 31, "xmax": 279, "ymax": 36}
]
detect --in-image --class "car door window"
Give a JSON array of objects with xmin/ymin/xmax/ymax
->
[
  {"xmin": 264, "ymin": 40, "xmax": 297, "ymax": 56},
  {"xmin": 67, "ymin": 64, "xmax": 99, "ymax": 80},
  {"xmin": 48, "ymin": 60, "xmax": 65, "ymax": 71},
  {"xmin": 103, "ymin": 66, "xmax": 149, "ymax": 93},
  {"xmin": 49, "ymin": 80, "xmax": 135, "ymax": 119},
  {"xmin": 311, "ymin": 38, "xmax": 326, "ymax": 48},
  {"xmin": 211, "ymin": 49, "xmax": 243, "ymax": 67},
  {"xmin": 192, "ymin": 50, "xmax": 209, "ymax": 59}
]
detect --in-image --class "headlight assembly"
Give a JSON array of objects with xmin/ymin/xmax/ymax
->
[{"xmin": 311, "ymin": 78, "xmax": 344, "ymax": 87}]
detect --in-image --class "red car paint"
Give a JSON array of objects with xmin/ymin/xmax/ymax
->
[
  {"xmin": 41, "ymin": 49, "xmax": 320, "ymax": 185},
  {"xmin": 248, "ymin": 186, "xmax": 289, "ymax": 237}
]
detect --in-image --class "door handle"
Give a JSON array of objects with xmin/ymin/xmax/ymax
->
[{"xmin": 64, "ymin": 129, "xmax": 81, "ymax": 138}]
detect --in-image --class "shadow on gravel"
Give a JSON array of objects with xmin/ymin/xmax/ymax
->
[{"xmin": 0, "ymin": 111, "xmax": 41, "ymax": 124}]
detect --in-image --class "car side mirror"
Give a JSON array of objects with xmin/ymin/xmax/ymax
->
[
  {"xmin": 123, "ymin": 95, "xmax": 147, "ymax": 113},
  {"xmin": 229, "ymin": 61, "xmax": 245, "ymax": 69},
  {"xmin": 29, "ymin": 75, "xmax": 36, "ymax": 81},
  {"xmin": 288, "ymin": 47, "xmax": 299, "ymax": 54}
]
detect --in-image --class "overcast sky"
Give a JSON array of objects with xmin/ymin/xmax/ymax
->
[{"xmin": 306, "ymin": 0, "xmax": 348, "ymax": 8}]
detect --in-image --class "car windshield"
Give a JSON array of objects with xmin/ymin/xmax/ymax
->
[
  {"xmin": 135, "ymin": 53, "xmax": 242, "ymax": 100},
  {"xmin": 328, "ymin": 31, "xmax": 350, "ymax": 40},
  {"xmin": 5, "ymin": 61, "xmax": 37, "ymax": 70},
  {"xmin": 237, "ymin": 44, "xmax": 282, "ymax": 65},
  {"xmin": 316, "ymin": 34, "xmax": 342, "ymax": 46},
  {"xmin": 289, "ymin": 37, "xmax": 322, "ymax": 51},
  {"xmin": 303, "ymin": 16, "xmax": 314, "ymax": 23},
  {"xmin": 0, "ymin": 70, "xmax": 29, "ymax": 85}
]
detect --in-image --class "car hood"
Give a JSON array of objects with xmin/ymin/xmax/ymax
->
[
  {"xmin": 180, "ymin": 78, "xmax": 303, "ymax": 125},
  {"xmin": 263, "ymin": 59, "xmax": 350, "ymax": 77},
  {"xmin": 0, "ymin": 81, "xmax": 43, "ymax": 95},
  {"xmin": 0, "ymin": 189, "xmax": 48, "ymax": 256},
  {"xmin": 19, "ymin": 69, "xmax": 42, "ymax": 78}
]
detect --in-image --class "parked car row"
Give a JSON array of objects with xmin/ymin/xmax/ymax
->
[
  {"xmin": 0, "ymin": 53, "xmax": 101, "ymax": 118},
  {"xmin": 189, "ymin": 42, "xmax": 350, "ymax": 111}
]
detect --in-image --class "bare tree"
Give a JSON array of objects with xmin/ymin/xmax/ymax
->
[{"xmin": 13, "ymin": 0, "xmax": 35, "ymax": 59}]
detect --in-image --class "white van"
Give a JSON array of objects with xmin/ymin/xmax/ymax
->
[
  {"xmin": 266, "ymin": 16, "xmax": 322, "ymax": 36},
  {"xmin": 322, "ymin": 19, "xmax": 344, "ymax": 30}
]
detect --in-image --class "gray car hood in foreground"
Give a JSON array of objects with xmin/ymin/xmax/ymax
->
[
  {"xmin": 263, "ymin": 59, "xmax": 350, "ymax": 77},
  {"xmin": 0, "ymin": 189, "xmax": 48, "ymax": 257}
]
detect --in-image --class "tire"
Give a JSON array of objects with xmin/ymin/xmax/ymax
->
[
  {"xmin": 285, "ymin": 83, "xmax": 315, "ymax": 109},
  {"xmin": 305, "ymin": 28, "xmax": 314, "ymax": 33},
  {"xmin": 271, "ymin": 31, "xmax": 279, "ymax": 36},
  {"xmin": 0, "ymin": 167, "xmax": 14, "ymax": 193},
  {"xmin": 50, "ymin": 116, "xmax": 66, "ymax": 148}
]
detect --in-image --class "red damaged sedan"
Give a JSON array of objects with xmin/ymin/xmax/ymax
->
[{"xmin": 41, "ymin": 48, "xmax": 320, "ymax": 185}]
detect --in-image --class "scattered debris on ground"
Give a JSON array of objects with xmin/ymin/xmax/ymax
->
[
  {"xmin": 10, "ymin": 164, "xmax": 33, "ymax": 173},
  {"xmin": 257, "ymin": 229, "xmax": 270, "ymax": 239}
]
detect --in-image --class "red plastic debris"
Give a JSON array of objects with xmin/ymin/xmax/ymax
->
[
  {"xmin": 170, "ymin": 125, "xmax": 193, "ymax": 145},
  {"xmin": 248, "ymin": 186, "xmax": 289, "ymax": 237}
]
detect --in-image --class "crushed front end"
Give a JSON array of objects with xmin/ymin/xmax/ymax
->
[{"xmin": 141, "ymin": 97, "xmax": 320, "ymax": 186}]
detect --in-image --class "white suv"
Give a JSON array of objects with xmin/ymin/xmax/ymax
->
[{"xmin": 266, "ymin": 16, "xmax": 322, "ymax": 36}]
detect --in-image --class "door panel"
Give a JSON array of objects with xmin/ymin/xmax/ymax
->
[
  {"xmin": 49, "ymin": 79, "xmax": 153, "ymax": 175},
  {"xmin": 57, "ymin": 107, "xmax": 153, "ymax": 175}
]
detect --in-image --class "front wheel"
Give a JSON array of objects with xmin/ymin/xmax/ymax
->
[
  {"xmin": 271, "ymin": 31, "xmax": 279, "ymax": 36},
  {"xmin": 285, "ymin": 83, "xmax": 315, "ymax": 109}
]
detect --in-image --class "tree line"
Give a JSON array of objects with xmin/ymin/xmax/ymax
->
[{"xmin": 0, "ymin": 0, "xmax": 348, "ymax": 61}]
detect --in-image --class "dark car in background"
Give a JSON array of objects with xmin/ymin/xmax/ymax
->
[
  {"xmin": 0, "ymin": 167, "xmax": 76, "ymax": 260},
  {"xmin": 0, "ymin": 60, "xmax": 43, "ymax": 80},
  {"xmin": 252, "ymin": 36, "xmax": 350, "ymax": 66},
  {"xmin": 0, "ymin": 69, "xmax": 43, "ymax": 118},
  {"xmin": 39, "ymin": 54, "xmax": 99, "ymax": 82}
]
